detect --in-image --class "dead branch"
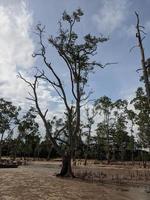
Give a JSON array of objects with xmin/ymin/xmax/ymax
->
[
  {"xmin": 129, "ymin": 45, "xmax": 139, "ymax": 53},
  {"xmin": 135, "ymin": 11, "xmax": 150, "ymax": 102},
  {"xmin": 18, "ymin": 74, "xmax": 64, "ymax": 156}
]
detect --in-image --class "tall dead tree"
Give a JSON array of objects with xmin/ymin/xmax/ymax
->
[
  {"xmin": 134, "ymin": 12, "xmax": 150, "ymax": 167},
  {"xmin": 19, "ymin": 9, "xmax": 108, "ymax": 177},
  {"xmin": 135, "ymin": 12, "xmax": 150, "ymax": 104}
]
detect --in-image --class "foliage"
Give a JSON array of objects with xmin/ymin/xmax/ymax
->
[
  {"xmin": 0, "ymin": 98, "xmax": 20, "ymax": 159},
  {"xmin": 131, "ymin": 87, "xmax": 150, "ymax": 148},
  {"xmin": 17, "ymin": 107, "xmax": 40, "ymax": 157}
]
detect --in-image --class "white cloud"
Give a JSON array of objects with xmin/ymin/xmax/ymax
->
[
  {"xmin": 0, "ymin": 0, "xmax": 34, "ymax": 106},
  {"xmin": 0, "ymin": 0, "xmax": 66, "ymax": 117},
  {"xmin": 93, "ymin": 0, "xmax": 129, "ymax": 34}
]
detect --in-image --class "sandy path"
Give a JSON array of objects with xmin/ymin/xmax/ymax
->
[{"xmin": 0, "ymin": 163, "xmax": 149, "ymax": 200}]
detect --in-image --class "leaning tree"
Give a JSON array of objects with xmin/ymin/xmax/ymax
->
[{"xmin": 19, "ymin": 9, "xmax": 108, "ymax": 177}]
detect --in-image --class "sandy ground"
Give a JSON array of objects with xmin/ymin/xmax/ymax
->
[{"xmin": 0, "ymin": 161, "xmax": 150, "ymax": 200}]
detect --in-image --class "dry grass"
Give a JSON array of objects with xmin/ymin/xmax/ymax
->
[
  {"xmin": 73, "ymin": 160, "xmax": 150, "ymax": 186},
  {"xmin": 0, "ymin": 161, "xmax": 150, "ymax": 200}
]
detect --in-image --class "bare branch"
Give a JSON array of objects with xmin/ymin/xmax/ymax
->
[
  {"xmin": 141, "ymin": 36, "xmax": 146, "ymax": 41},
  {"xmin": 54, "ymin": 137, "xmax": 69, "ymax": 145},
  {"xmin": 26, "ymin": 97, "xmax": 35, "ymax": 102},
  {"xmin": 17, "ymin": 73, "xmax": 33, "ymax": 89},
  {"xmin": 28, "ymin": 92, "xmax": 35, "ymax": 99},
  {"xmin": 80, "ymin": 98, "xmax": 96, "ymax": 108},
  {"xmin": 19, "ymin": 74, "xmax": 64, "ymax": 156},
  {"xmin": 81, "ymin": 91, "xmax": 93, "ymax": 102},
  {"xmin": 139, "ymin": 29, "xmax": 147, "ymax": 35},
  {"xmin": 130, "ymin": 45, "xmax": 139, "ymax": 53},
  {"xmin": 44, "ymin": 109, "xmax": 48, "ymax": 117},
  {"xmin": 103, "ymin": 62, "xmax": 118, "ymax": 68},
  {"xmin": 136, "ymin": 68, "xmax": 142, "ymax": 73},
  {"xmin": 54, "ymin": 125, "xmax": 67, "ymax": 138},
  {"xmin": 139, "ymin": 25, "xmax": 145, "ymax": 29},
  {"xmin": 57, "ymin": 51, "xmax": 77, "ymax": 100},
  {"xmin": 33, "ymin": 27, "xmax": 70, "ymax": 110}
]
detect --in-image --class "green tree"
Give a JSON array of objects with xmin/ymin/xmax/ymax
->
[
  {"xmin": 131, "ymin": 88, "xmax": 150, "ymax": 148},
  {"xmin": 0, "ymin": 98, "xmax": 19, "ymax": 160},
  {"xmin": 126, "ymin": 109, "xmax": 136, "ymax": 163},
  {"xmin": 83, "ymin": 106, "xmax": 96, "ymax": 165},
  {"xmin": 94, "ymin": 96, "xmax": 113, "ymax": 164},
  {"xmin": 131, "ymin": 87, "xmax": 150, "ymax": 167},
  {"xmin": 95, "ymin": 122, "xmax": 109, "ymax": 160},
  {"xmin": 18, "ymin": 107, "xmax": 40, "ymax": 158},
  {"xmin": 19, "ymin": 9, "xmax": 108, "ymax": 177},
  {"xmin": 113, "ymin": 99, "xmax": 128, "ymax": 161}
]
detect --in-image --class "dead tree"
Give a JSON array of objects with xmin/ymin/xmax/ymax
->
[{"xmin": 135, "ymin": 12, "xmax": 150, "ymax": 104}]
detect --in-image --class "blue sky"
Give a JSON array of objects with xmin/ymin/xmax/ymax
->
[
  {"xmin": 28, "ymin": 0, "xmax": 150, "ymax": 101},
  {"xmin": 0, "ymin": 0, "xmax": 150, "ymax": 114}
]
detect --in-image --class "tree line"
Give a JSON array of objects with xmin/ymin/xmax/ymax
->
[{"xmin": 0, "ymin": 86, "xmax": 149, "ymax": 164}]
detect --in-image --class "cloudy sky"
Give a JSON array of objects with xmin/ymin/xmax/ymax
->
[{"xmin": 0, "ymin": 0, "xmax": 150, "ymax": 116}]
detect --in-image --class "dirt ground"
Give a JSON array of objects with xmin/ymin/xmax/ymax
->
[{"xmin": 0, "ymin": 161, "xmax": 150, "ymax": 200}]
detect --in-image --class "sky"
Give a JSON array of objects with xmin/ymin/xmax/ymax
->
[{"xmin": 0, "ymin": 0, "xmax": 150, "ymax": 118}]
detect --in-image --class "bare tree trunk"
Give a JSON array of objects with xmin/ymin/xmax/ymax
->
[
  {"xmin": 84, "ymin": 127, "xmax": 91, "ymax": 166},
  {"xmin": 0, "ymin": 145, "xmax": 2, "ymax": 161},
  {"xmin": 131, "ymin": 149, "xmax": 134, "ymax": 164},
  {"xmin": 47, "ymin": 146, "xmax": 53, "ymax": 160},
  {"xmin": 0, "ymin": 133, "xmax": 4, "ymax": 161},
  {"xmin": 142, "ymin": 151, "xmax": 147, "ymax": 168},
  {"xmin": 106, "ymin": 115, "xmax": 111, "ymax": 164},
  {"xmin": 57, "ymin": 152, "xmax": 75, "ymax": 177},
  {"xmin": 131, "ymin": 123, "xmax": 135, "ymax": 165},
  {"xmin": 111, "ymin": 146, "xmax": 116, "ymax": 162},
  {"xmin": 120, "ymin": 148, "xmax": 125, "ymax": 162},
  {"xmin": 84, "ymin": 153, "xmax": 88, "ymax": 166},
  {"xmin": 135, "ymin": 12, "xmax": 150, "ymax": 103},
  {"xmin": 72, "ymin": 150, "xmax": 77, "ymax": 166},
  {"xmin": 106, "ymin": 151, "xmax": 111, "ymax": 164}
]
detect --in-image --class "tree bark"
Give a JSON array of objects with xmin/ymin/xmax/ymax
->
[
  {"xmin": 111, "ymin": 148, "xmax": 116, "ymax": 162},
  {"xmin": 0, "ymin": 133, "xmax": 4, "ymax": 161},
  {"xmin": 56, "ymin": 153, "xmax": 75, "ymax": 177},
  {"xmin": 0, "ymin": 145, "xmax": 2, "ymax": 161},
  {"xmin": 84, "ymin": 153, "xmax": 88, "ymax": 166},
  {"xmin": 142, "ymin": 151, "xmax": 147, "ymax": 168}
]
